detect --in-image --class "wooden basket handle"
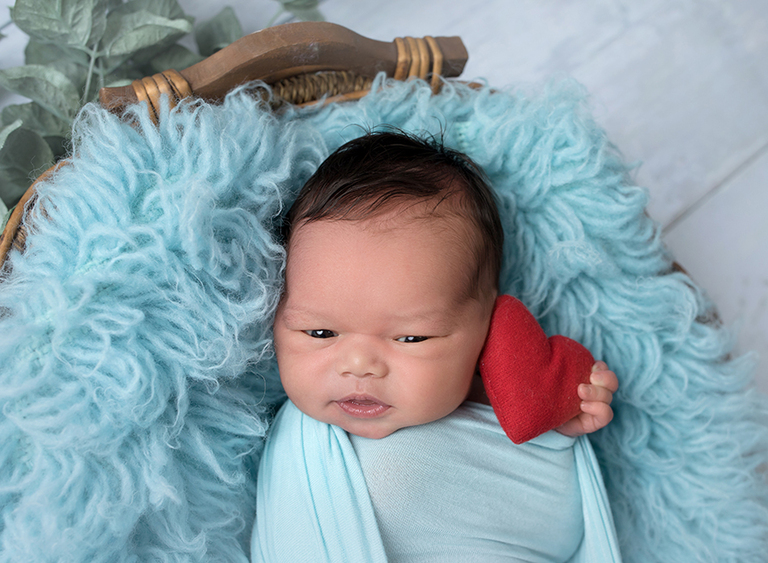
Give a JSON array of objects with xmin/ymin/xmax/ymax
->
[{"xmin": 99, "ymin": 21, "xmax": 467, "ymax": 116}]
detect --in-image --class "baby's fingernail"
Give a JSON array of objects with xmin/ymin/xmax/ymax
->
[
  {"xmin": 579, "ymin": 384, "xmax": 592, "ymax": 398},
  {"xmin": 592, "ymin": 361, "xmax": 608, "ymax": 372}
]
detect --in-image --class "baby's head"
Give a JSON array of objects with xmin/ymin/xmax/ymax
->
[{"xmin": 274, "ymin": 131, "xmax": 504, "ymax": 438}]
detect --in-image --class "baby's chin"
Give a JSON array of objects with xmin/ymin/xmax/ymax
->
[
  {"xmin": 322, "ymin": 413, "xmax": 401, "ymax": 439},
  {"xmin": 337, "ymin": 414, "xmax": 444, "ymax": 439},
  {"xmin": 342, "ymin": 423, "xmax": 400, "ymax": 440}
]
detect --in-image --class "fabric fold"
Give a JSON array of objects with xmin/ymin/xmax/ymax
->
[
  {"xmin": 252, "ymin": 400, "xmax": 388, "ymax": 562},
  {"xmin": 570, "ymin": 436, "xmax": 623, "ymax": 562}
]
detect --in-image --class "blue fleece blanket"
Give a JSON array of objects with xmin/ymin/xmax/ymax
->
[{"xmin": 1, "ymin": 76, "xmax": 766, "ymax": 562}]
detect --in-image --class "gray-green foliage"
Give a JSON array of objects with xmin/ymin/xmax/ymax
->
[
  {"xmin": 269, "ymin": 0, "xmax": 323, "ymax": 26},
  {"xmin": 196, "ymin": 7, "xmax": 243, "ymax": 57},
  {"xmin": 0, "ymin": 0, "xmax": 323, "ymax": 210}
]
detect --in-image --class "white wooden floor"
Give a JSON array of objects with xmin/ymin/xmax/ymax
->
[{"xmin": 2, "ymin": 0, "xmax": 767, "ymax": 393}]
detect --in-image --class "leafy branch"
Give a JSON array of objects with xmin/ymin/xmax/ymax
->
[{"xmin": 0, "ymin": 0, "xmax": 322, "ymax": 212}]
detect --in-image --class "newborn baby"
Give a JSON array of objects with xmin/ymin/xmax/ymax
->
[{"xmin": 253, "ymin": 131, "xmax": 621, "ymax": 562}]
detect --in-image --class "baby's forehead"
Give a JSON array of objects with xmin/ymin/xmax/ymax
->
[
  {"xmin": 282, "ymin": 211, "xmax": 494, "ymax": 314},
  {"xmin": 288, "ymin": 208, "xmax": 482, "ymax": 289},
  {"xmin": 288, "ymin": 202, "xmax": 478, "ymax": 255}
]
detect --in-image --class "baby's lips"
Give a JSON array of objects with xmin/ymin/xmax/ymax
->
[
  {"xmin": 338, "ymin": 393, "xmax": 389, "ymax": 406},
  {"xmin": 336, "ymin": 394, "xmax": 391, "ymax": 418}
]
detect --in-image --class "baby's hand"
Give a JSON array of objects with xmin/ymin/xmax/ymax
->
[{"xmin": 556, "ymin": 361, "xmax": 618, "ymax": 437}]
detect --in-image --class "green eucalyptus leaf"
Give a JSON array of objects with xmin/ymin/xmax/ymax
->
[
  {"xmin": 0, "ymin": 126, "xmax": 54, "ymax": 208},
  {"xmin": 104, "ymin": 9, "xmax": 194, "ymax": 59},
  {"xmin": 110, "ymin": 0, "xmax": 188, "ymax": 21},
  {"xmin": 10, "ymin": 0, "xmax": 100, "ymax": 48},
  {"xmin": 89, "ymin": 0, "xmax": 110, "ymax": 46},
  {"xmin": 280, "ymin": 0, "xmax": 324, "ymax": 22},
  {"xmin": 0, "ymin": 65, "xmax": 80, "ymax": 122},
  {"xmin": 44, "ymin": 135, "xmax": 68, "ymax": 161},
  {"xmin": 105, "ymin": 77, "xmax": 133, "ymax": 88},
  {"xmin": 25, "ymin": 38, "xmax": 90, "ymax": 67},
  {"xmin": 0, "ymin": 120, "xmax": 24, "ymax": 152},
  {"xmin": 148, "ymin": 44, "xmax": 205, "ymax": 74},
  {"xmin": 195, "ymin": 7, "xmax": 243, "ymax": 57},
  {"xmin": 25, "ymin": 39, "xmax": 90, "ymax": 90},
  {"xmin": 285, "ymin": 7, "xmax": 323, "ymax": 22},
  {"xmin": 0, "ymin": 199, "xmax": 9, "ymax": 230},
  {"xmin": 2, "ymin": 103, "xmax": 71, "ymax": 138},
  {"xmin": 100, "ymin": 53, "xmax": 131, "ymax": 74},
  {"xmin": 101, "ymin": 64, "xmax": 143, "ymax": 85}
]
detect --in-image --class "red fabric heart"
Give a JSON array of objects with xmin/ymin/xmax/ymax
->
[{"xmin": 479, "ymin": 295, "xmax": 595, "ymax": 444}]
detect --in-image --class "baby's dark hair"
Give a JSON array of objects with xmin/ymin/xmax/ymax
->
[{"xmin": 282, "ymin": 130, "xmax": 504, "ymax": 298}]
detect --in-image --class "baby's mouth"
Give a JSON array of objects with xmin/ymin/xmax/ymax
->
[{"xmin": 336, "ymin": 395, "xmax": 391, "ymax": 418}]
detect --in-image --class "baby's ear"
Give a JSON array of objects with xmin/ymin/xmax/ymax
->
[{"xmin": 478, "ymin": 295, "xmax": 594, "ymax": 444}]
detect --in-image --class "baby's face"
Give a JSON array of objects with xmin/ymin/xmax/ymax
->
[{"xmin": 273, "ymin": 210, "xmax": 493, "ymax": 439}]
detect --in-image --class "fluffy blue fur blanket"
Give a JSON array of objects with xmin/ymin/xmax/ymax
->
[{"xmin": 1, "ymin": 76, "xmax": 767, "ymax": 562}]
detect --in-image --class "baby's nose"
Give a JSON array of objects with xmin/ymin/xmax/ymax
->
[{"xmin": 335, "ymin": 336, "xmax": 388, "ymax": 378}]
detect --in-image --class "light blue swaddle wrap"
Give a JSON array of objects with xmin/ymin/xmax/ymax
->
[
  {"xmin": 252, "ymin": 400, "xmax": 622, "ymax": 562},
  {"xmin": 252, "ymin": 400, "xmax": 388, "ymax": 562}
]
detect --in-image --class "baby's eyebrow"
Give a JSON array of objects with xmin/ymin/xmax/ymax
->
[
  {"xmin": 384, "ymin": 310, "xmax": 464, "ymax": 336},
  {"xmin": 279, "ymin": 306, "xmax": 323, "ymax": 323},
  {"xmin": 281, "ymin": 305, "xmax": 455, "ymax": 327},
  {"xmin": 388, "ymin": 310, "xmax": 450, "ymax": 323}
]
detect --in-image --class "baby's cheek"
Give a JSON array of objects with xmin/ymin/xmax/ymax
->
[
  {"xmin": 420, "ymin": 362, "xmax": 473, "ymax": 408},
  {"xmin": 274, "ymin": 344, "xmax": 305, "ymax": 396}
]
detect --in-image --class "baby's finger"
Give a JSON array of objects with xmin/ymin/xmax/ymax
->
[
  {"xmin": 590, "ymin": 364, "xmax": 619, "ymax": 393},
  {"xmin": 579, "ymin": 383, "xmax": 613, "ymax": 405},
  {"xmin": 580, "ymin": 401, "xmax": 614, "ymax": 431}
]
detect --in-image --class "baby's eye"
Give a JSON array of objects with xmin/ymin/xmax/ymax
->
[
  {"xmin": 396, "ymin": 336, "xmax": 429, "ymax": 343},
  {"xmin": 305, "ymin": 330, "xmax": 338, "ymax": 339}
]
